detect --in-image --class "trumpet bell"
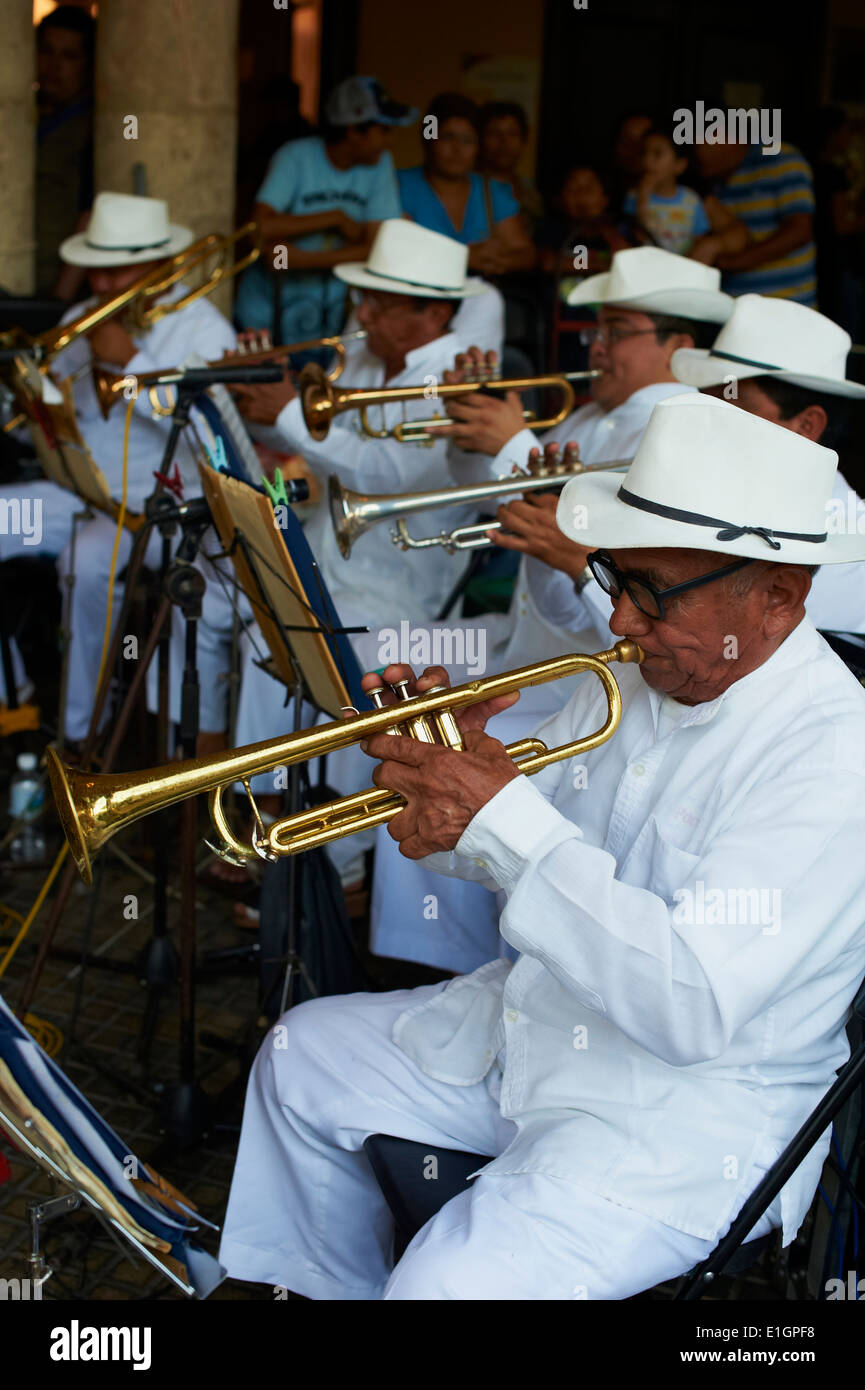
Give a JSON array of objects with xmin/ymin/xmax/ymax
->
[{"xmin": 46, "ymin": 749, "xmax": 102, "ymax": 886}]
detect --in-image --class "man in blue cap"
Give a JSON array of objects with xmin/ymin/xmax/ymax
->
[{"xmin": 235, "ymin": 76, "xmax": 416, "ymax": 344}]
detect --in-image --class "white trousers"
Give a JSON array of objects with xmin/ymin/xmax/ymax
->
[{"xmin": 219, "ymin": 986, "xmax": 776, "ymax": 1300}]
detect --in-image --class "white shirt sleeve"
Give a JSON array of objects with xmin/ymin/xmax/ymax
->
[{"xmin": 452, "ymin": 757, "xmax": 865, "ymax": 1068}]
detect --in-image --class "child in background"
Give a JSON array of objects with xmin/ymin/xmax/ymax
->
[
  {"xmin": 625, "ymin": 125, "xmax": 749, "ymax": 263},
  {"xmin": 537, "ymin": 164, "xmax": 642, "ymax": 278}
]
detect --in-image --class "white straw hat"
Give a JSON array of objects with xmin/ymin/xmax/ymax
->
[
  {"xmin": 60, "ymin": 192, "xmax": 194, "ymax": 267},
  {"xmin": 334, "ymin": 219, "xmax": 487, "ymax": 299},
  {"xmin": 567, "ymin": 246, "xmax": 732, "ymax": 323},
  {"xmin": 671, "ymin": 294, "xmax": 865, "ymax": 399},
  {"xmin": 557, "ymin": 393, "xmax": 865, "ymax": 565}
]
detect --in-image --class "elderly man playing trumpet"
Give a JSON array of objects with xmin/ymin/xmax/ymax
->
[{"xmin": 219, "ymin": 394, "xmax": 865, "ymax": 1300}]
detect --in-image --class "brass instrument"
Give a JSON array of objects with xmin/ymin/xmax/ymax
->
[
  {"xmin": 394, "ymin": 457, "xmax": 634, "ymax": 552},
  {"xmin": 329, "ymin": 454, "xmax": 630, "ymax": 558},
  {"xmin": 47, "ymin": 640, "xmax": 644, "ymax": 886},
  {"xmin": 92, "ymin": 329, "xmax": 366, "ymax": 421},
  {"xmin": 299, "ymin": 363, "xmax": 601, "ymax": 445},
  {"xmin": 1, "ymin": 221, "xmax": 261, "ymax": 432}
]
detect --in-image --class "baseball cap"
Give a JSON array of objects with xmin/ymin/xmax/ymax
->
[{"xmin": 324, "ymin": 76, "xmax": 417, "ymax": 128}]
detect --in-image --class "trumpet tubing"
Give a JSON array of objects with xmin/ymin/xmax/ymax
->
[
  {"xmin": 48, "ymin": 641, "xmax": 644, "ymax": 885},
  {"xmin": 328, "ymin": 453, "xmax": 597, "ymax": 559},
  {"xmin": 91, "ymin": 330, "xmax": 366, "ymax": 421},
  {"xmin": 299, "ymin": 364, "xmax": 601, "ymax": 444},
  {"xmin": 391, "ymin": 457, "xmax": 634, "ymax": 552}
]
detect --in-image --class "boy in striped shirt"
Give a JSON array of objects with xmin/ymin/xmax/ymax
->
[{"xmin": 695, "ymin": 137, "xmax": 816, "ymax": 304}]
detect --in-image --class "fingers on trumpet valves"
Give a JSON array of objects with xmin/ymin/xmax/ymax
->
[
  {"xmin": 562, "ymin": 440, "xmax": 580, "ymax": 471},
  {"xmin": 362, "ymin": 668, "xmax": 464, "ymax": 748},
  {"xmin": 541, "ymin": 441, "xmax": 562, "ymax": 474}
]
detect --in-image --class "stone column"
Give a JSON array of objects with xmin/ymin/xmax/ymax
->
[
  {"xmin": 0, "ymin": 1, "xmax": 35, "ymax": 294},
  {"xmin": 94, "ymin": 0, "xmax": 241, "ymax": 315}
]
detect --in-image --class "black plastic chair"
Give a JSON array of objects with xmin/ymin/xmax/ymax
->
[
  {"xmin": 364, "ymin": 979, "xmax": 865, "ymax": 1293},
  {"xmin": 363, "ymin": 1134, "xmax": 770, "ymax": 1276}
]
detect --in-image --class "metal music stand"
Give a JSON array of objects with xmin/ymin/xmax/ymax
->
[{"xmin": 199, "ymin": 464, "xmax": 365, "ymax": 1009}]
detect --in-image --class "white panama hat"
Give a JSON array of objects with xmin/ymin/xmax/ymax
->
[
  {"xmin": 334, "ymin": 219, "xmax": 487, "ymax": 299},
  {"xmin": 557, "ymin": 392, "xmax": 865, "ymax": 565},
  {"xmin": 671, "ymin": 294, "xmax": 865, "ymax": 399},
  {"xmin": 60, "ymin": 192, "xmax": 194, "ymax": 267},
  {"xmin": 567, "ymin": 245, "xmax": 733, "ymax": 323}
]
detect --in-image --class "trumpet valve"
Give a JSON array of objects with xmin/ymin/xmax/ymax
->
[
  {"xmin": 367, "ymin": 683, "xmax": 399, "ymax": 736},
  {"xmin": 392, "ymin": 680, "xmax": 436, "ymax": 743},
  {"xmin": 423, "ymin": 686, "xmax": 465, "ymax": 750}
]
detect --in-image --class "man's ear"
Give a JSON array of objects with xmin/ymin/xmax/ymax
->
[
  {"xmin": 663, "ymin": 331, "xmax": 695, "ymax": 365},
  {"xmin": 790, "ymin": 403, "xmax": 828, "ymax": 442},
  {"xmin": 762, "ymin": 563, "xmax": 812, "ymax": 636}
]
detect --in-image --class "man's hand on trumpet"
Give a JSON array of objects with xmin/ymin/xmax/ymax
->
[
  {"xmin": 423, "ymin": 343, "xmax": 524, "ymax": 455},
  {"xmin": 355, "ymin": 663, "xmax": 520, "ymax": 858},
  {"xmin": 490, "ymin": 443, "xmax": 594, "ymax": 577},
  {"xmin": 230, "ymin": 344, "xmax": 296, "ymax": 425}
]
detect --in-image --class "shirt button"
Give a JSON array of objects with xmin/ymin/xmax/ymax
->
[
  {"xmin": 632, "ymin": 763, "xmax": 646, "ymax": 777},
  {"xmin": 506, "ymin": 1009, "xmax": 519, "ymax": 1023}
]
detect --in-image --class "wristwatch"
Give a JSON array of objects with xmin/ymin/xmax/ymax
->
[{"xmin": 573, "ymin": 566, "xmax": 593, "ymax": 595}]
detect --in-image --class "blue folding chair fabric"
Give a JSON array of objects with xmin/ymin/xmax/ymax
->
[{"xmin": 0, "ymin": 994, "xmax": 222, "ymax": 1296}]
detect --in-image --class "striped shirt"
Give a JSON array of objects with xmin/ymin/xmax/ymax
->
[{"xmin": 713, "ymin": 142, "xmax": 816, "ymax": 305}]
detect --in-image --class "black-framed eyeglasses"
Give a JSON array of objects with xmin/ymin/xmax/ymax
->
[
  {"xmin": 587, "ymin": 549, "xmax": 755, "ymax": 620},
  {"xmin": 579, "ymin": 326, "xmax": 661, "ymax": 348}
]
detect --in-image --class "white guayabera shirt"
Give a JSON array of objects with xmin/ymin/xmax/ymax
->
[{"xmin": 394, "ymin": 618, "xmax": 865, "ymax": 1243}]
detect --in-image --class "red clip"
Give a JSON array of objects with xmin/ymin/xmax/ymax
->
[{"xmin": 153, "ymin": 462, "xmax": 184, "ymax": 499}]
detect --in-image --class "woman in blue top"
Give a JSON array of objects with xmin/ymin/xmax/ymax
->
[{"xmin": 398, "ymin": 92, "xmax": 535, "ymax": 276}]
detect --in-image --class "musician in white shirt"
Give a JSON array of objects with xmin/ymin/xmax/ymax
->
[
  {"xmin": 369, "ymin": 248, "xmax": 730, "ymax": 970},
  {"xmin": 13, "ymin": 193, "xmax": 237, "ymax": 743},
  {"xmin": 219, "ymin": 394, "xmax": 865, "ymax": 1300}
]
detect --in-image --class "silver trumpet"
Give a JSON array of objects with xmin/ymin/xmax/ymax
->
[
  {"xmin": 393, "ymin": 456, "xmax": 632, "ymax": 553},
  {"xmin": 329, "ymin": 453, "xmax": 632, "ymax": 558}
]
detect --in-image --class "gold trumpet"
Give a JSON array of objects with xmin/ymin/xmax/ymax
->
[
  {"xmin": 91, "ymin": 329, "xmax": 366, "ymax": 421},
  {"xmin": 329, "ymin": 452, "xmax": 630, "ymax": 558},
  {"xmin": 299, "ymin": 363, "xmax": 600, "ymax": 445},
  {"xmin": 47, "ymin": 641, "xmax": 643, "ymax": 886}
]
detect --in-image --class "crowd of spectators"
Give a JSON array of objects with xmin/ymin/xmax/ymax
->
[
  {"xmin": 22, "ymin": 7, "xmax": 865, "ymax": 361},
  {"xmin": 234, "ymin": 77, "xmax": 865, "ymax": 364}
]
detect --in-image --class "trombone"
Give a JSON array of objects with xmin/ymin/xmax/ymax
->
[
  {"xmin": 47, "ymin": 640, "xmax": 643, "ymax": 885},
  {"xmin": 91, "ymin": 329, "xmax": 366, "ymax": 420},
  {"xmin": 299, "ymin": 363, "xmax": 601, "ymax": 445},
  {"xmin": 1, "ymin": 220, "xmax": 261, "ymax": 431},
  {"xmin": 329, "ymin": 453, "xmax": 630, "ymax": 558}
]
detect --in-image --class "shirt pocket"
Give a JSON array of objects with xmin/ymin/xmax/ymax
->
[{"xmin": 645, "ymin": 817, "xmax": 701, "ymax": 906}]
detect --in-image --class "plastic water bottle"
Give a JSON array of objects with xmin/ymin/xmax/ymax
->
[{"xmin": 9, "ymin": 752, "xmax": 47, "ymax": 864}]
